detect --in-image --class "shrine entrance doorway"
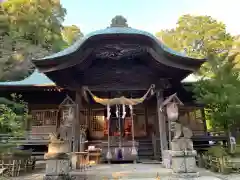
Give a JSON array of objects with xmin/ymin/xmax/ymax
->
[{"xmin": 81, "ymin": 106, "xmax": 149, "ymax": 140}]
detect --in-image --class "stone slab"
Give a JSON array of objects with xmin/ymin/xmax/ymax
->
[
  {"xmin": 45, "ymin": 159, "xmax": 70, "ymax": 175},
  {"xmin": 161, "ymin": 176, "xmax": 221, "ymax": 180},
  {"xmin": 9, "ymin": 163, "xmax": 240, "ymax": 180},
  {"xmin": 172, "ymin": 155, "xmax": 197, "ymax": 173}
]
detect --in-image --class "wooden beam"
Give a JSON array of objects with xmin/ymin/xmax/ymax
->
[
  {"xmin": 156, "ymin": 90, "xmax": 168, "ymax": 160},
  {"xmin": 144, "ymin": 106, "xmax": 149, "ymax": 136},
  {"xmin": 201, "ymin": 107, "xmax": 208, "ymax": 135},
  {"xmin": 74, "ymin": 91, "xmax": 83, "ymax": 152}
]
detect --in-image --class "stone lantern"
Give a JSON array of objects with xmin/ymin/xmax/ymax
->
[
  {"xmin": 160, "ymin": 93, "xmax": 183, "ymax": 169},
  {"xmin": 44, "ymin": 95, "xmax": 76, "ymax": 179},
  {"xmin": 161, "ymin": 93, "xmax": 199, "ymax": 178}
]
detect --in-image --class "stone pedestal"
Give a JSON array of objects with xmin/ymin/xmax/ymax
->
[
  {"xmin": 163, "ymin": 150, "xmax": 172, "ymax": 169},
  {"xmin": 44, "ymin": 140, "xmax": 71, "ymax": 180},
  {"xmin": 170, "ymin": 150, "xmax": 199, "ymax": 178},
  {"xmin": 48, "ymin": 140, "xmax": 70, "ymax": 153},
  {"xmin": 71, "ymin": 153, "xmax": 77, "ymax": 170}
]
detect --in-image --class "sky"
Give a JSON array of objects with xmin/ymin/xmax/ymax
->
[{"xmin": 61, "ymin": 0, "xmax": 240, "ymax": 36}]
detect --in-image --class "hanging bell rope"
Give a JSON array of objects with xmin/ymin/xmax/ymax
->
[
  {"xmin": 117, "ymin": 105, "xmax": 122, "ymax": 149},
  {"xmin": 129, "ymin": 105, "xmax": 137, "ymax": 155},
  {"xmin": 106, "ymin": 104, "xmax": 112, "ymax": 160},
  {"xmin": 83, "ymin": 84, "xmax": 155, "ymax": 106}
]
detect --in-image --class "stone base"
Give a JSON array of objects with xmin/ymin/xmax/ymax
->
[
  {"xmin": 172, "ymin": 172, "xmax": 199, "ymax": 178},
  {"xmin": 171, "ymin": 150, "xmax": 197, "ymax": 174},
  {"xmin": 163, "ymin": 150, "xmax": 172, "ymax": 168},
  {"xmin": 162, "ymin": 175, "xmax": 222, "ymax": 180},
  {"xmin": 71, "ymin": 153, "xmax": 77, "ymax": 170},
  {"xmin": 44, "ymin": 152, "xmax": 70, "ymax": 176},
  {"xmin": 43, "ymin": 174, "xmax": 72, "ymax": 180}
]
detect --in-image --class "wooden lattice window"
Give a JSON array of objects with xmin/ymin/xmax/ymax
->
[
  {"xmin": 91, "ymin": 115, "xmax": 104, "ymax": 131},
  {"xmin": 178, "ymin": 107, "xmax": 205, "ymax": 135},
  {"xmin": 188, "ymin": 109, "xmax": 203, "ymax": 123},
  {"xmin": 31, "ymin": 109, "xmax": 58, "ymax": 126},
  {"xmin": 89, "ymin": 109, "xmax": 105, "ymax": 132}
]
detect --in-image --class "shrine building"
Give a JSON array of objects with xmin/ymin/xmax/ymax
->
[{"xmin": 0, "ymin": 27, "xmax": 215, "ymax": 161}]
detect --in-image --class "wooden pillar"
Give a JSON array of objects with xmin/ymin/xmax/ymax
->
[
  {"xmin": 74, "ymin": 91, "xmax": 83, "ymax": 152},
  {"xmin": 25, "ymin": 115, "xmax": 32, "ymax": 140},
  {"xmin": 144, "ymin": 106, "xmax": 148, "ymax": 136},
  {"xmin": 156, "ymin": 91, "xmax": 168, "ymax": 160},
  {"xmin": 201, "ymin": 107, "xmax": 208, "ymax": 135}
]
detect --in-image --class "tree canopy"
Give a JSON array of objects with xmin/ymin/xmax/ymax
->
[
  {"xmin": 159, "ymin": 14, "xmax": 240, "ymax": 132},
  {"xmin": 62, "ymin": 25, "xmax": 83, "ymax": 47},
  {"xmin": 0, "ymin": 0, "xmax": 82, "ymax": 81},
  {"xmin": 157, "ymin": 15, "xmax": 234, "ymax": 76},
  {"xmin": 157, "ymin": 15, "xmax": 233, "ymax": 59},
  {"xmin": 192, "ymin": 53, "xmax": 240, "ymax": 132}
]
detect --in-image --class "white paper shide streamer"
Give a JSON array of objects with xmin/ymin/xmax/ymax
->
[
  {"xmin": 122, "ymin": 104, "xmax": 126, "ymax": 119},
  {"xmin": 106, "ymin": 104, "xmax": 112, "ymax": 160}
]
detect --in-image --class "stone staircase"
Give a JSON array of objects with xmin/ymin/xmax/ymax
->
[{"xmin": 137, "ymin": 137, "xmax": 155, "ymax": 160}]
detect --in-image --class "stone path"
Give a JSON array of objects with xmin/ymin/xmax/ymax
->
[{"xmin": 8, "ymin": 163, "xmax": 240, "ymax": 180}]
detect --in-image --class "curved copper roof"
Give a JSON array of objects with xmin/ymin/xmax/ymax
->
[
  {"xmin": 31, "ymin": 27, "xmax": 206, "ymax": 90},
  {"xmin": 32, "ymin": 27, "xmax": 205, "ymax": 72},
  {"xmin": 0, "ymin": 70, "xmax": 55, "ymax": 86}
]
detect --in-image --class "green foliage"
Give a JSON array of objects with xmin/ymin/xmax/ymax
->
[
  {"xmin": 0, "ymin": 93, "xmax": 29, "ymax": 136},
  {"xmin": 0, "ymin": 0, "xmax": 66, "ymax": 81},
  {"xmin": 157, "ymin": 15, "xmax": 233, "ymax": 58},
  {"xmin": 62, "ymin": 25, "xmax": 83, "ymax": 46},
  {"xmin": 0, "ymin": 94, "xmax": 32, "ymax": 154},
  {"xmin": 159, "ymin": 14, "xmax": 240, "ymax": 131},
  {"xmin": 0, "ymin": 0, "xmax": 82, "ymax": 81},
  {"xmin": 2, "ymin": 0, "xmax": 66, "ymax": 48},
  {"xmin": 207, "ymin": 145, "xmax": 228, "ymax": 158},
  {"xmin": 192, "ymin": 53, "xmax": 240, "ymax": 131}
]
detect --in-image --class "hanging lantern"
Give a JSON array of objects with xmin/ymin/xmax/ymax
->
[{"xmin": 166, "ymin": 102, "xmax": 179, "ymax": 121}]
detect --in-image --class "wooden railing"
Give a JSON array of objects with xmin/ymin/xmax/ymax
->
[{"xmin": 30, "ymin": 126, "xmax": 56, "ymax": 140}]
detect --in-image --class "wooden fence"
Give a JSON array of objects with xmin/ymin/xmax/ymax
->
[{"xmin": 197, "ymin": 154, "xmax": 240, "ymax": 174}]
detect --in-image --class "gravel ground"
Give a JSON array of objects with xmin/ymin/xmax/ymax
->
[{"xmin": 7, "ymin": 163, "xmax": 240, "ymax": 180}]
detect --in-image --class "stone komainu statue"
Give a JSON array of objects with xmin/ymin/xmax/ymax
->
[
  {"xmin": 171, "ymin": 121, "xmax": 194, "ymax": 151},
  {"xmin": 49, "ymin": 132, "xmax": 58, "ymax": 142}
]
